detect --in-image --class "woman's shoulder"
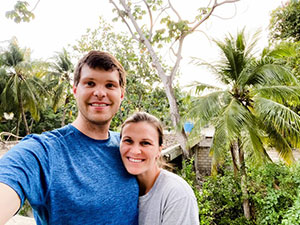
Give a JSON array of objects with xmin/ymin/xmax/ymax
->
[{"xmin": 158, "ymin": 169, "xmax": 195, "ymax": 198}]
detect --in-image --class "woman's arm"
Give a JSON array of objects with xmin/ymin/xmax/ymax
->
[{"xmin": 162, "ymin": 195, "xmax": 199, "ymax": 225}]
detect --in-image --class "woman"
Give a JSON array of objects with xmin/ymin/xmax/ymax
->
[{"xmin": 120, "ymin": 112, "xmax": 199, "ymax": 225}]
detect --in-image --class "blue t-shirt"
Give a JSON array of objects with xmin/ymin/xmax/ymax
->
[{"xmin": 0, "ymin": 124, "xmax": 139, "ymax": 225}]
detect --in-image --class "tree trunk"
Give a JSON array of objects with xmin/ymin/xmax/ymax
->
[
  {"xmin": 163, "ymin": 82, "xmax": 189, "ymax": 158},
  {"xmin": 61, "ymin": 109, "xmax": 66, "ymax": 127},
  {"xmin": 15, "ymin": 115, "xmax": 21, "ymax": 140},
  {"xmin": 61, "ymin": 96, "xmax": 70, "ymax": 127},
  {"xmin": 238, "ymin": 141, "xmax": 251, "ymax": 220},
  {"xmin": 114, "ymin": 0, "xmax": 189, "ymax": 158},
  {"xmin": 230, "ymin": 142, "xmax": 239, "ymax": 176},
  {"xmin": 18, "ymin": 94, "xmax": 30, "ymax": 135}
]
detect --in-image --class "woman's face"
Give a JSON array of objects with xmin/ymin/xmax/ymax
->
[{"xmin": 120, "ymin": 121, "xmax": 161, "ymax": 178}]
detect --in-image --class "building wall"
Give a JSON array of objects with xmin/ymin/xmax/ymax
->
[{"xmin": 194, "ymin": 137, "xmax": 213, "ymax": 176}]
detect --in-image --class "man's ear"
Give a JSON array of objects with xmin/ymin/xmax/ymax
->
[
  {"xmin": 120, "ymin": 89, "xmax": 125, "ymax": 101},
  {"xmin": 73, "ymin": 85, "xmax": 77, "ymax": 95}
]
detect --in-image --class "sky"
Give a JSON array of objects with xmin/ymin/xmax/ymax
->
[{"xmin": 1, "ymin": 0, "xmax": 286, "ymax": 87}]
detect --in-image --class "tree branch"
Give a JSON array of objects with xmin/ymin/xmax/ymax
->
[
  {"xmin": 109, "ymin": 0, "xmax": 139, "ymax": 41},
  {"xmin": 212, "ymin": 0, "xmax": 238, "ymax": 19},
  {"xmin": 31, "ymin": 0, "xmax": 40, "ymax": 12},
  {"xmin": 117, "ymin": 0, "xmax": 168, "ymax": 83},
  {"xmin": 187, "ymin": 0, "xmax": 240, "ymax": 34},
  {"xmin": 169, "ymin": 37, "xmax": 183, "ymax": 82},
  {"xmin": 142, "ymin": 0, "xmax": 154, "ymax": 40},
  {"xmin": 168, "ymin": 0, "xmax": 182, "ymax": 21}
]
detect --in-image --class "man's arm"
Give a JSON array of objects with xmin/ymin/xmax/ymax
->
[{"xmin": 0, "ymin": 183, "xmax": 21, "ymax": 225}]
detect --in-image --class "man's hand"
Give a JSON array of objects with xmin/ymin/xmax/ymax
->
[{"xmin": 0, "ymin": 183, "xmax": 21, "ymax": 225}]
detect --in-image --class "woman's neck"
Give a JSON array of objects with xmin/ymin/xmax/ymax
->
[{"xmin": 137, "ymin": 167, "xmax": 161, "ymax": 196}]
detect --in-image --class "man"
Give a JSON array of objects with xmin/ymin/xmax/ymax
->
[{"xmin": 0, "ymin": 51, "xmax": 139, "ymax": 225}]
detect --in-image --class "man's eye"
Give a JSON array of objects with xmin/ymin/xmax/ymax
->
[
  {"xmin": 87, "ymin": 81, "xmax": 95, "ymax": 86},
  {"xmin": 106, "ymin": 83, "xmax": 115, "ymax": 88}
]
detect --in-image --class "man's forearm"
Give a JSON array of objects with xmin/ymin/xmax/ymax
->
[{"xmin": 0, "ymin": 183, "xmax": 21, "ymax": 225}]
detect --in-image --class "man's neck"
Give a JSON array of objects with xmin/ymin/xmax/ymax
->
[{"xmin": 72, "ymin": 118, "xmax": 110, "ymax": 140}]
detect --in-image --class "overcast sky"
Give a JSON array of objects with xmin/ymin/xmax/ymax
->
[{"xmin": 1, "ymin": 0, "xmax": 285, "ymax": 87}]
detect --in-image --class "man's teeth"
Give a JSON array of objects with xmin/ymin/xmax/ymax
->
[
  {"xmin": 91, "ymin": 103, "xmax": 107, "ymax": 107},
  {"xmin": 128, "ymin": 158, "xmax": 143, "ymax": 163}
]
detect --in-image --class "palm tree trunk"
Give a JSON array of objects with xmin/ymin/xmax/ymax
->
[
  {"xmin": 29, "ymin": 119, "xmax": 34, "ymax": 133},
  {"xmin": 230, "ymin": 142, "xmax": 239, "ymax": 176},
  {"xmin": 238, "ymin": 140, "xmax": 251, "ymax": 220},
  {"xmin": 18, "ymin": 94, "xmax": 30, "ymax": 135},
  {"xmin": 61, "ymin": 96, "xmax": 70, "ymax": 127},
  {"xmin": 15, "ymin": 114, "xmax": 21, "ymax": 140},
  {"xmin": 61, "ymin": 109, "xmax": 66, "ymax": 127}
]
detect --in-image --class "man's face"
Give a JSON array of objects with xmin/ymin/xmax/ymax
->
[{"xmin": 73, "ymin": 64, "xmax": 124, "ymax": 127}]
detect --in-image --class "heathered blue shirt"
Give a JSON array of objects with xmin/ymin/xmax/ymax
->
[{"xmin": 0, "ymin": 124, "xmax": 139, "ymax": 225}]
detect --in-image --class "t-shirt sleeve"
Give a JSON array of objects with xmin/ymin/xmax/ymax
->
[
  {"xmin": 0, "ymin": 135, "xmax": 51, "ymax": 208},
  {"xmin": 161, "ymin": 194, "xmax": 199, "ymax": 225}
]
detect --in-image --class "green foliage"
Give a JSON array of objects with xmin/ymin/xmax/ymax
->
[
  {"xmin": 19, "ymin": 200, "xmax": 32, "ymax": 217},
  {"xmin": 0, "ymin": 39, "xmax": 50, "ymax": 134},
  {"xmin": 281, "ymin": 192, "xmax": 300, "ymax": 225},
  {"xmin": 248, "ymin": 162, "xmax": 300, "ymax": 225},
  {"xmin": 197, "ymin": 161, "xmax": 300, "ymax": 225},
  {"xmin": 30, "ymin": 105, "xmax": 76, "ymax": 134},
  {"xmin": 6, "ymin": 1, "xmax": 35, "ymax": 23},
  {"xmin": 269, "ymin": 0, "xmax": 300, "ymax": 42},
  {"xmin": 198, "ymin": 169, "xmax": 251, "ymax": 225}
]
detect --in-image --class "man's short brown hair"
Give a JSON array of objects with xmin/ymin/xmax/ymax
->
[{"xmin": 73, "ymin": 51, "xmax": 126, "ymax": 89}]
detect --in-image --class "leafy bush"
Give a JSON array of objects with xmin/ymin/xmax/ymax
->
[
  {"xmin": 248, "ymin": 162, "xmax": 300, "ymax": 225},
  {"xmin": 198, "ymin": 170, "xmax": 252, "ymax": 225},
  {"xmin": 194, "ymin": 160, "xmax": 300, "ymax": 225}
]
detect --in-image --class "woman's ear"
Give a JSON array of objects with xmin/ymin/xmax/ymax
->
[{"xmin": 159, "ymin": 145, "xmax": 163, "ymax": 152}]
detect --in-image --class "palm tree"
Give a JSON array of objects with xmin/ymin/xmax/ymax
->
[
  {"xmin": 49, "ymin": 48, "xmax": 74, "ymax": 126},
  {"xmin": 0, "ymin": 39, "xmax": 49, "ymax": 135},
  {"xmin": 185, "ymin": 29, "xmax": 300, "ymax": 220}
]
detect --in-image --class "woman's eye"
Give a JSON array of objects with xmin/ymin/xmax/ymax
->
[
  {"xmin": 123, "ymin": 139, "xmax": 132, "ymax": 144},
  {"xmin": 141, "ymin": 141, "xmax": 151, "ymax": 146}
]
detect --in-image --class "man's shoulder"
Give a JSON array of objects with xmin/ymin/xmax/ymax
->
[
  {"xmin": 19, "ymin": 124, "xmax": 75, "ymax": 147},
  {"xmin": 108, "ymin": 130, "xmax": 121, "ymax": 144}
]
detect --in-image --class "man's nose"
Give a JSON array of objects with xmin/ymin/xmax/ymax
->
[{"xmin": 93, "ymin": 88, "xmax": 106, "ymax": 98}]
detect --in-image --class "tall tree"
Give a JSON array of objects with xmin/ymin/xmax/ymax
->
[
  {"xmin": 269, "ymin": 0, "xmax": 300, "ymax": 42},
  {"xmin": 185, "ymin": 30, "xmax": 300, "ymax": 219},
  {"xmin": 0, "ymin": 39, "xmax": 49, "ymax": 135},
  {"xmin": 110, "ymin": 0, "xmax": 240, "ymax": 157}
]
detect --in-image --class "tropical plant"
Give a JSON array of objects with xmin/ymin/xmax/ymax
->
[
  {"xmin": 0, "ymin": 39, "xmax": 49, "ymax": 135},
  {"xmin": 48, "ymin": 48, "xmax": 74, "ymax": 126},
  {"xmin": 184, "ymin": 29, "xmax": 300, "ymax": 220}
]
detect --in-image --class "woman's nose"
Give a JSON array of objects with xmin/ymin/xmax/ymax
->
[{"xmin": 130, "ymin": 145, "xmax": 141, "ymax": 154}]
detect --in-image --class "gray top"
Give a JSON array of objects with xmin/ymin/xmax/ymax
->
[{"xmin": 139, "ymin": 169, "xmax": 199, "ymax": 225}]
